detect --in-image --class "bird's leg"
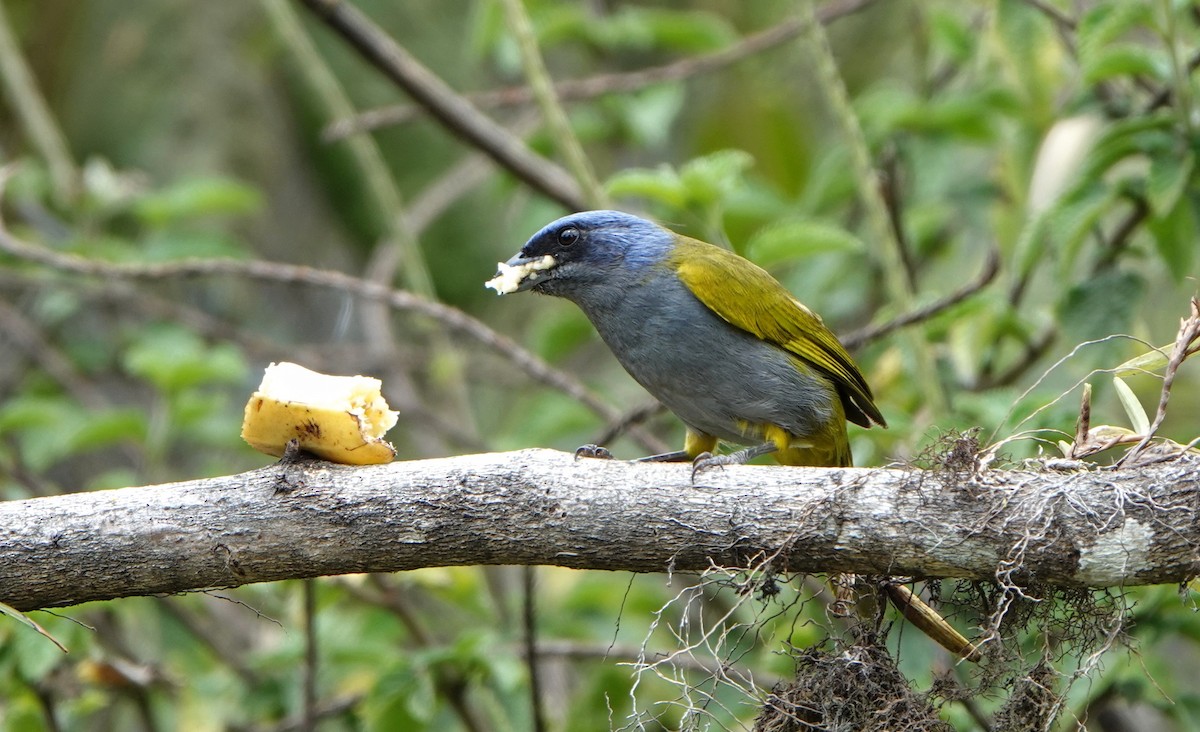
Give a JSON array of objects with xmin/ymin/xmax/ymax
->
[
  {"xmin": 691, "ymin": 441, "xmax": 778, "ymax": 480},
  {"xmin": 634, "ymin": 450, "xmax": 692, "ymax": 463},
  {"xmin": 574, "ymin": 444, "xmax": 614, "ymax": 460},
  {"xmin": 630, "ymin": 428, "xmax": 715, "ymax": 463}
]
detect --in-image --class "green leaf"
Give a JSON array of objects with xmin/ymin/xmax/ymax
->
[
  {"xmin": 0, "ymin": 397, "xmax": 144, "ymax": 472},
  {"xmin": 1077, "ymin": 115, "xmax": 1174, "ymax": 184},
  {"xmin": 929, "ymin": 9, "xmax": 975, "ymax": 64},
  {"xmin": 618, "ymin": 7, "xmax": 736, "ymax": 53},
  {"xmin": 1078, "ymin": 2, "xmax": 1154, "ymax": 56},
  {"xmin": 0, "ymin": 602, "xmax": 68, "ymax": 653},
  {"xmin": 894, "ymin": 88, "xmax": 1016, "ymax": 141},
  {"xmin": 1146, "ymin": 150, "xmax": 1195, "ymax": 216},
  {"xmin": 364, "ymin": 662, "xmax": 436, "ymax": 731},
  {"xmin": 1147, "ymin": 193, "xmax": 1198, "ymax": 279},
  {"xmin": 1114, "ymin": 345, "xmax": 1172, "ymax": 378},
  {"xmin": 68, "ymin": 409, "xmax": 147, "ymax": 453},
  {"xmin": 1082, "ymin": 43, "xmax": 1166, "ymax": 84},
  {"xmin": 1012, "ymin": 182, "xmax": 1110, "ymax": 281},
  {"xmin": 590, "ymin": 7, "xmax": 735, "ymax": 53},
  {"xmin": 605, "ymin": 166, "xmax": 686, "ymax": 208},
  {"xmin": 139, "ymin": 231, "xmax": 248, "ymax": 262},
  {"xmin": 679, "ymin": 149, "xmax": 754, "ymax": 207},
  {"xmin": 1112, "ymin": 376, "xmax": 1150, "ymax": 435},
  {"xmin": 610, "ymin": 84, "xmax": 686, "ymax": 148},
  {"xmin": 1058, "ymin": 270, "xmax": 1145, "ymax": 342},
  {"xmin": 746, "ymin": 218, "xmax": 864, "ymax": 268},
  {"xmin": 123, "ymin": 324, "xmax": 247, "ymax": 393},
  {"xmin": 133, "ymin": 176, "xmax": 262, "ymax": 227},
  {"xmin": 1042, "ymin": 183, "xmax": 1115, "ymax": 276}
]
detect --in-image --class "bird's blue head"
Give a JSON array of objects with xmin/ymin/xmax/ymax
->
[{"xmin": 487, "ymin": 210, "xmax": 674, "ymax": 302}]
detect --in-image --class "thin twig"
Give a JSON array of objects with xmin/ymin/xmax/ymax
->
[
  {"xmin": 324, "ymin": 0, "xmax": 880, "ymax": 139},
  {"xmin": 798, "ymin": 0, "xmax": 948, "ymax": 415},
  {"xmin": 498, "ymin": 0, "xmax": 606, "ymax": 208},
  {"xmin": 1117, "ymin": 298, "xmax": 1200, "ymax": 467},
  {"xmin": 302, "ymin": 580, "xmax": 317, "ymax": 732},
  {"xmin": 296, "ymin": 0, "xmax": 586, "ymax": 211},
  {"xmin": 0, "ymin": 2, "xmax": 77, "ymax": 202},
  {"xmin": 522, "ymin": 566, "xmax": 546, "ymax": 732},
  {"xmin": 591, "ymin": 401, "xmax": 667, "ymax": 448},
  {"xmin": 157, "ymin": 599, "xmax": 262, "ymax": 687},
  {"xmin": 0, "ymin": 298, "xmax": 107, "ymax": 410},
  {"xmin": 1017, "ymin": 0, "xmax": 1077, "ymax": 32},
  {"xmin": 974, "ymin": 324, "xmax": 1057, "ymax": 391},
  {"xmin": 342, "ymin": 576, "xmax": 491, "ymax": 732},
  {"xmin": 842, "ymin": 247, "xmax": 1001, "ymax": 350},
  {"xmin": 406, "ymin": 111, "xmax": 542, "ymax": 233},
  {"xmin": 1092, "ymin": 196, "xmax": 1149, "ymax": 275}
]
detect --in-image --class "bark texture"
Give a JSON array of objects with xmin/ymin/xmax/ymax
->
[{"xmin": 2, "ymin": 449, "xmax": 1198, "ymax": 611}]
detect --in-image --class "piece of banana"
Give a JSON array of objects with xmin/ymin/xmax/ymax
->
[{"xmin": 241, "ymin": 362, "xmax": 399, "ymax": 465}]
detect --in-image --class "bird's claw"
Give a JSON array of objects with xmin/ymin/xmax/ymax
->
[
  {"xmin": 575, "ymin": 444, "xmax": 614, "ymax": 461},
  {"xmin": 690, "ymin": 451, "xmax": 729, "ymax": 480}
]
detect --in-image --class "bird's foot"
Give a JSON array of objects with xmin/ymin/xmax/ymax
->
[
  {"xmin": 690, "ymin": 442, "xmax": 778, "ymax": 481},
  {"xmin": 690, "ymin": 451, "xmax": 732, "ymax": 481},
  {"xmin": 574, "ymin": 444, "xmax": 614, "ymax": 461}
]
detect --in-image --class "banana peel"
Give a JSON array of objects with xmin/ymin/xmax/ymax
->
[{"xmin": 241, "ymin": 362, "xmax": 398, "ymax": 465}]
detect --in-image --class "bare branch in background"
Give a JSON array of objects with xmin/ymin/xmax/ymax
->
[
  {"xmin": 296, "ymin": 0, "xmax": 586, "ymax": 211},
  {"xmin": 842, "ymin": 248, "xmax": 1001, "ymax": 350},
  {"xmin": 324, "ymin": 0, "xmax": 879, "ymax": 139}
]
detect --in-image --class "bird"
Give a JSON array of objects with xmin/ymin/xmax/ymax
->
[
  {"xmin": 486, "ymin": 209, "xmax": 886, "ymax": 471},
  {"xmin": 487, "ymin": 212, "xmax": 984, "ymax": 661}
]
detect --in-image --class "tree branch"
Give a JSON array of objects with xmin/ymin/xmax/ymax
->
[
  {"xmin": 3, "ymin": 449, "xmax": 1198, "ymax": 612},
  {"xmin": 324, "ymin": 0, "xmax": 880, "ymax": 139},
  {"xmin": 296, "ymin": 0, "xmax": 586, "ymax": 211}
]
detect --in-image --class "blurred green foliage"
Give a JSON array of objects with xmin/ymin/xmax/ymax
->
[{"xmin": 1, "ymin": 0, "xmax": 1199, "ymax": 730}]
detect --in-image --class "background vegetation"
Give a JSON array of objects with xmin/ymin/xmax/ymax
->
[{"xmin": 1, "ymin": 0, "xmax": 1198, "ymax": 729}]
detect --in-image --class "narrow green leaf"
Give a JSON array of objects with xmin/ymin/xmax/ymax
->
[
  {"xmin": 133, "ymin": 176, "xmax": 262, "ymax": 227},
  {"xmin": 1114, "ymin": 346, "xmax": 1172, "ymax": 377},
  {"xmin": 1112, "ymin": 376, "xmax": 1150, "ymax": 435},
  {"xmin": 1147, "ymin": 194, "xmax": 1198, "ymax": 279},
  {"xmin": 1077, "ymin": 115, "xmax": 1174, "ymax": 183},
  {"xmin": 746, "ymin": 219, "xmax": 864, "ymax": 267},
  {"xmin": 1082, "ymin": 43, "xmax": 1166, "ymax": 84},
  {"xmin": 605, "ymin": 167, "xmax": 686, "ymax": 208},
  {"xmin": 0, "ymin": 602, "xmax": 68, "ymax": 653},
  {"xmin": 1078, "ymin": 2, "xmax": 1153, "ymax": 56},
  {"xmin": 1146, "ymin": 150, "xmax": 1195, "ymax": 216},
  {"xmin": 1045, "ymin": 183, "xmax": 1115, "ymax": 276}
]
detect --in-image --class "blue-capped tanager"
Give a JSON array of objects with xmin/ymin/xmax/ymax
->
[{"xmin": 487, "ymin": 210, "xmax": 886, "ymax": 469}]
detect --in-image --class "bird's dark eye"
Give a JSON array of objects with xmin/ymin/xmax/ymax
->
[{"xmin": 558, "ymin": 227, "xmax": 579, "ymax": 247}]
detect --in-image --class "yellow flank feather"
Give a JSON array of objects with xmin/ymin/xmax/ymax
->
[
  {"xmin": 683, "ymin": 429, "xmax": 718, "ymax": 457},
  {"xmin": 668, "ymin": 236, "xmax": 885, "ymax": 431}
]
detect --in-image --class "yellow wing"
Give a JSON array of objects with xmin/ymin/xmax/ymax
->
[{"xmin": 669, "ymin": 236, "xmax": 885, "ymax": 429}]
